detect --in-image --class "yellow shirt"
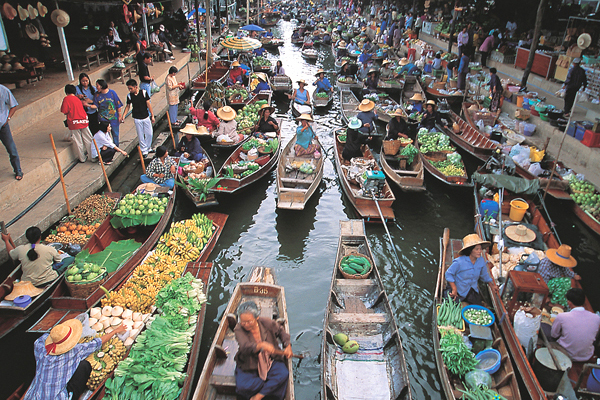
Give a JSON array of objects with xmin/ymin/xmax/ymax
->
[{"xmin": 10, "ymin": 244, "xmax": 60, "ymax": 286}]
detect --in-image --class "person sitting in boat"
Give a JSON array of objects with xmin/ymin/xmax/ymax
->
[
  {"xmin": 356, "ymin": 99, "xmax": 377, "ymax": 135},
  {"xmin": 358, "ymin": 50, "xmax": 372, "ymax": 65},
  {"xmin": 336, "ymin": 40, "xmax": 348, "ymax": 58},
  {"xmin": 140, "ymin": 146, "xmax": 177, "ymax": 189},
  {"xmin": 542, "ymin": 288, "xmax": 600, "ymax": 362},
  {"xmin": 264, "ymin": 28, "xmax": 274, "ymax": 38},
  {"xmin": 420, "ymin": 100, "xmax": 446, "ymax": 131},
  {"xmin": 339, "ymin": 61, "xmax": 356, "ymax": 80},
  {"xmin": 408, "ymin": 93, "xmax": 424, "ymax": 113},
  {"xmin": 346, "ymin": 40, "xmax": 358, "ymax": 54},
  {"xmin": 538, "ymin": 244, "xmax": 581, "ymax": 284},
  {"xmin": 23, "ymin": 318, "xmax": 126, "ymax": 400},
  {"xmin": 313, "ymin": 69, "xmax": 333, "ymax": 93},
  {"xmin": 379, "ymin": 60, "xmax": 395, "ymax": 80},
  {"xmin": 432, "ymin": 52, "xmax": 443, "ymax": 71},
  {"xmin": 189, "ymin": 101, "xmax": 220, "ymax": 133},
  {"xmin": 385, "ymin": 109, "xmax": 409, "ymax": 140},
  {"xmin": 291, "ymin": 29, "xmax": 300, "ymax": 40},
  {"xmin": 323, "ymin": 32, "xmax": 331, "ymax": 44},
  {"xmin": 174, "ymin": 124, "xmax": 207, "ymax": 162},
  {"xmin": 357, "ymin": 62, "xmax": 370, "ymax": 81},
  {"xmin": 342, "ymin": 117, "xmax": 371, "ymax": 162},
  {"xmin": 228, "ymin": 61, "xmax": 244, "ymax": 86},
  {"xmin": 394, "ymin": 57, "xmax": 420, "ymax": 77},
  {"xmin": 91, "ymin": 121, "xmax": 128, "ymax": 165},
  {"xmin": 252, "ymin": 74, "xmax": 271, "ymax": 94},
  {"xmin": 287, "ymin": 80, "xmax": 311, "ymax": 106},
  {"xmin": 254, "ymin": 104, "xmax": 279, "ymax": 139},
  {"xmin": 234, "ymin": 300, "xmax": 292, "ymax": 400},
  {"xmin": 363, "ymin": 69, "xmax": 379, "ymax": 94},
  {"xmin": 273, "ymin": 60, "xmax": 286, "ymax": 76},
  {"xmin": 3, "ymin": 227, "xmax": 62, "ymax": 286},
  {"xmin": 445, "ymin": 234, "xmax": 493, "ymax": 305},
  {"xmin": 253, "ymin": 46, "xmax": 267, "ymax": 57},
  {"xmin": 215, "ymin": 106, "xmax": 242, "ymax": 143},
  {"xmin": 303, "ymin": 34, "xmax": 313, "ymax": 45},
  {"xmin": 295, "ymin": 114, "xmax": 319, "ymax": 156}
]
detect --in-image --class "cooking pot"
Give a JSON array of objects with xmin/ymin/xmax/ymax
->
[
  {"xmin": 547, "ymin": 108, "xmax": 564, "ymax": 120},
  {"xmin": 532, "ymin": 347, "xmax": 572, "ymax": 392}
]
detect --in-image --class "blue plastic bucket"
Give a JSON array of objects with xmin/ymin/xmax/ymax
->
[
  {"xmin": 479, "ymin": 199, "xmax": 499, "ymax": 220},
  {"xmin": 587, "ymin": 368, "xmax": 600, "ymax": 392},
  {"xmin": 475, "ymin": 349, "xmax": 502, "ymax": 374}
]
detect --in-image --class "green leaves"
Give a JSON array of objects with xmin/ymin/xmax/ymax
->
[{"xmin": 74, "ymin": 239, "xmax": 142, "ymax": 273}]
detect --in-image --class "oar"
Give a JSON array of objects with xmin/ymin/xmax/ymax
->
[
  {"xmin": 436, "ymin": 228, "xmax": 450, "ymax": 299},
  {"xmin": 271, "ymin": 348, "xmax": 305, "ymax": 359},
  {"xmin": 370, "ymin": 189, "xmax": 405, "ymax": 282}
]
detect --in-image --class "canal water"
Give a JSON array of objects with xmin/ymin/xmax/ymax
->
[{"xmin": 2, "ymin": 19, "xmax": 600, "ymax": 400}]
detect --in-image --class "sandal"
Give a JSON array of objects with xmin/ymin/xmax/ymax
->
[{"xmin": 15, "ymin": 174, "xmax": 22, "ymax": 181}]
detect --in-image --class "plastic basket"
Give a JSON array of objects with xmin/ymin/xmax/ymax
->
[
  {"xmin": 338, "ymin": 252, "xmax": 373, "ymax": 279},
  {"xmin": 66, "ymin": 272, "xmax": 108, "ymax": 299},
  {"xmin": 382, "ymin": 140, "xmax": 402, "ymax": 155},
  {"xmin": 462, "ymin": 305, "xmax": 495, "ymax": 327}
]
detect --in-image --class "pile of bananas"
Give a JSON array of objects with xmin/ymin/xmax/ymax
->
[
  {"xmin": 155, "ymin": 214, "xmax": 215, "ymax": 262},
  {"xmin": 103, "ymin": 337, "xmax": 126, "ymax": 362},
  {"xmin": 86, "ymin": 349, "xmax": 115, "ymax": 390}
]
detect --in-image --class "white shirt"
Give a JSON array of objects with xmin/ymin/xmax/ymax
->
[
  {"xmin": 91, "ymin": 130, "xmax": 116, "ymax": 158},
  {"xmin": 110, "ymin": 27, "xmax": 122, "ymax": 43},
  {"xmin": 457, "ymin": 31, "xmax": 469, "ymax": 47}
]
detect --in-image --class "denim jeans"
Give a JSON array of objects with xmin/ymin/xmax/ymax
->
[
  {"xmin": 108, "ymin": 119, "xmax": 120, "ymax": 146},
  {"xmin": 140, "ymin": 174, "xmax": 174, "ymax": 189},
  {"xmin": 0, "ymin": 122, "xmax": 22, "ymax": 176}
]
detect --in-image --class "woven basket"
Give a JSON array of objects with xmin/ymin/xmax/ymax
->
[
  {"xmin": 338, "ymin": 252, "xmax": 373, "ymax": 279},
  {"xmin": 336, "ymin": 133, "xmax": 347, "ymax": 144},
  {"xmin": 422, "ymin": 152, "xmax": 449, "ymax": 162},
  {"xmin": 382, "ymin": 140, "xmax": 402, "ymax": 156},
  {"xmin": 66, "ymin": 272, "xmax": 108, "ymax": 299}
]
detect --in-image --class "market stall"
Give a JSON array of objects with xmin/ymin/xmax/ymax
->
[{"xmin": 514, "ymin": 47, "xmax": 558, "ymax": 80}]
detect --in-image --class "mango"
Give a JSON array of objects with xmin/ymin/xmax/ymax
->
[
  {"xmin": 342, "ymin": 340, "xmax": 359, "ymax": 354},
  {"xmin": 333, "ymin": 333, "xmax": 348, "ymax": 346}
]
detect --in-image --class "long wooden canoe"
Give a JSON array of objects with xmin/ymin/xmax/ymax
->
[
  {"xmin": 333, "ymin": 128, "xmax": 395, "ymax": 222},
  {"xmin": 400, "ymin": 76, "xmax": 426, "ymax": 107},
  {"xmin": 433, "ymin": 229, "xmax": 521, "ymax": 400},
  {"xmin": 440, "ymin": 109, "xmax": 499, "ymax": 160},
  {"xmin": 312, "ymin": 88, "xmax": 333, "ymax": 108},
  {"xmin": 415, "ymin": 133, "xmax": 473, "ymax": 188},
  {"xmin": 276, "ymin": 134, "xmax": 324, "ymax": 210},
  {"xmin": 322, "ymin": 219, "xmax": 411, "ymax": 399},
  {"xmin": 192, "ymin": 266, "xmax": 295, "ymax": 400},
  {"xmin": 341, "ymin": 89, "xmax": 381, "ymax": 136},
  {"xmin": 27, "ymin": 212, "xmax": 228, "ymax": 334},
  {"xmin": 371, "ymin": 92, "xmax": 402, "ymax": 124},
  {"xmin": 337, "ymin": 76, "xmax": 363, "ymax": 91},
  {"xmin": 211, "ymin": 121, "xmax": 282, "ymax": 194},
  {"xmin": 0, "ymin": 193, "xmax": 121, "ymax": 340},
  {"xmin": 424, "ymin": 86, "xmax": 464, "ymax": 107},
  {"xmin": 176, "ymin": 147, "xmax": 219, "ymax": 209},
  {"xmin": 378, "ymin": 77, "xmax": 405, "ymax": 93},
  {"xmin": 192, "ymin": 61, "xmax": 231, "ymax": 91},
  {"xmin": 380, "ymin": 151, "xmax": 426, "ymax": 193},
  {"xmin": 301, "ymin": 45, "xmax": 318, "ymax": 61}
]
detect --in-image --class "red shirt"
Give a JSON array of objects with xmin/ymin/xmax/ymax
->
[
  {"xmin": 229, "ymin": 67, "xmax": 243, "ymax": 81},
  {"xmin": 60, "ymin": 95, "xmax": 89, "ymax": 130},
  {"xmin": 189, "ymin": 108, "xmax": 220, "ymax": 131}
]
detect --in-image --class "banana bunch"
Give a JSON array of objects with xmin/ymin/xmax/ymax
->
[
  {"xmin": 86, "ymin": 350, "xmax": 115, "ymax": 390},
  {"xmin": 103, "ymin": 337, "xmax": 126, "ymax": 363},
  {"xmin": 156, "ymin": 214, "xmax": 214, "ymax": 262}
]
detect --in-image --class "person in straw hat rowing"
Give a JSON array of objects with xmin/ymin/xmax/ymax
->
[
  {"xmin": 313, "ymin": 69, "xmax": 333, "ymax": 94},
  {"xmin": 23, "ymin": 318, "xmax": 126, "ymax": 400},
  {"xmin": 445, "ymin": 233, "xmax": 494, "ymax": 305},
  {"xmin": 174, "ymin": 124, "xmax": 208, "ymax": 161},
  {"xmin": 294, "ymin": 114, "xmax": 319, "ymax": 156},
  {"xmin": 538, "ymin": 244, "xmax": 581, "ymax": 284}
]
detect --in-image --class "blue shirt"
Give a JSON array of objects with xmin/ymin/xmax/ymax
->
[
  {"xmin": 94, "ymin": 89, "xmax": 123, "ymax": 122},
  {"xmin": 314, "ymin": 77, "xmax": 332, "ymax": 92},
  {"xmin": 0, "ymin": 84, "xmax": 18, "ymax": 125},
  {"xmin": 253, "ymin": 81, "xmax": 270, "ymax": 93},
  {"xmin": 295, "ymin": 88, "xmax": 308, "ymax": 104},
  {"xmin": 75, "ymin": 85, "xmax": 96, "ymax": 115},
  {"xmin": 445, "ymin": 255, "xmax": 493, "ymax": 299},
  {"xmin": 296, "ymin": 125, "xmax": 315, "ymax": 149},
  {"xmin": 254, "ymin": 47, "xmax": 266, "ymax": 56},
  {"xmin": 357, "ymin": 110, "xmax": 377, "ymax": 134},
  {"xmin": 458, "ymin": 55, "xmax": 470, "ymax": 74},
  {"xmin": 24, "ymin": 336, "xmax": 101, "ymax": 400}
]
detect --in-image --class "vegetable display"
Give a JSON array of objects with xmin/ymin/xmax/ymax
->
[
  {"xmin": 400, "ymin": 144, "xmax": 418, "ymax": 165},
  {"xmin": 66, "ymin": 263, "xmax": 106, "ymax": 284},
  {"xmin": 432, "ymin": 160, "xmax": 467, "ymax": 177},
  {"xmin": 340, "ymin": 255, "xmax": 371, "ymax": 275},
  {"xmin": 569, "ymin": 176, "xmax": 600, "ymax": 220},
  {"xmin": 225, "ymin": 86, "xmax": 250, "ymax": 101},
  {"xmin": 253, "ymin": 56, "xmax": 272, "ymax": 67},
  {"xmin": 417, "ymin": 130, "xmax": 455, "ymax": 153},
  {"xmin": 437, "ymin": 296, "xmax": 463, "ymax": 329},
  {"xmin": 463, "ymin": 308, "xmax": 493, "ymax": 326},
  {"xmin": 110, "ymin": 193, "xmax": 168, "ymax": 229},
  {"xmin": 338, "ymin": 76, "xmax": 356, "ymax": 83},
  {"xmin": 316, "ymin": 92, "xmax": 329, "ymax": 98},
  {"xmin": 547, "ymin": 277, "xmax": 571, "ymax": 307},
  {"xmin": 438, "ymin": 328, "xmax": 478, "ymax": 377},
  {"xmin": 459, "ymin": 385, "xmax": 508, "ymax": 400},
  {"xmin": 177, "ymin": 177, "xmax": 221, "ymax": 202}
]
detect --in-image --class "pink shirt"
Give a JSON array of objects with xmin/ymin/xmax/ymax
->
[
  {"xmin": 551, "ymin": 307, "xmax": 600, "ymax": 361},
  {"xmin": 480, "ymin": 35, "xmax": 495, "ymax": 53}
]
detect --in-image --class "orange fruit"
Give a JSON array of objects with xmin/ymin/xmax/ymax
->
[{"xmin": 72, "ymin": 230, "xmax": 79, "ymax": 235}]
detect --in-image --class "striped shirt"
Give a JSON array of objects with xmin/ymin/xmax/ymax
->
[
  {"xmin": 538, "ymin": 257, "xmax": 575, "ymax": 283},
  {"xmin": 145, "ymin": 156, "xmax": 176, "ymax": 185}
]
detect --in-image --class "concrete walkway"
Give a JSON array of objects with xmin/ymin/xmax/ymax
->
[{"xmin": 0, "ymin": 50, "xmax": 203, "ymax": 263}]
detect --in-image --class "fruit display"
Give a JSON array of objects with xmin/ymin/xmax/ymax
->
[
  {"xmin": 66, "ymin": 262, "xmax": 106, "ymax": 284},
  {"xmin": 417, "ymin": 129, "xmax": 455, "ymax": 153},
  {"xmin": 74, "ymin": 194, "xmax": 118, "ymax": 225},
  {"xmin": 86, "ymin": 350, "xmax": 115, "ymax": 390},
  {"xmin": 88, "ymin": 305, "xmax": 148, "ymax": 340},
  {"xmin": 225, "ymin": 85, "xmax": 250, "ymax": 101},
  {"xmin": 155, "ymin": 214, "xmax": 215, "ymax": 261},
  {"xmin": 299, "ymin": 162, "xmax": 315, "ymax": 174},
  {"xmin": 432, "ymin": 160, "xmax": 466, "ymax": 177},
  {"xmin": 338, "ymin": 76, "xmax": 356, "ymax": 83},
  {"xmin": 235, "ymin": 99, "xmax": 268, "ymax": 131},
  {"xmin": 569, "ymin": 176, "xmax": 600, "ymax": 220},
  {"xmin": 332, "ymin": 332, "xmax": 359, "ymax": 354},
  {"xmin": 224, "ymin": 162, "xmax": 260, "ymax": 179},
  {"xmin": 253, "ymin": 56, "xmax": 271, "ymax": 68},
  {"xmin": 106, "ymin": 272, "xmax": 207, "ymax": 400},
  {"xmin": 339, "ymin": 255, "xmax": 371, "ymax": 276},
  {"xmin": 110, "ymin": 193, "xmax": 168, "ymax": 229}
]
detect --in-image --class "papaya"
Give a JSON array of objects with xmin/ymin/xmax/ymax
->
[
  {"xmin": 342, "ymin": 340, "xmax": 359, "ymax": 354},
  {"xmin": 333, "ymin": 333, "xmax": 348, "ymax": 346}
]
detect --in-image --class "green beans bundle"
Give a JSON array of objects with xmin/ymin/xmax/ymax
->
[
  {"xmin": 459, "ymin": 385, "xmax": 508, "ymax": 400},
  {"xmin": 547, "ymin": 277, "xmax": 571, "ymax": 307},
  {"xmin": 439, "ymin": 330, "xmax": 478, "ymax": 377}
]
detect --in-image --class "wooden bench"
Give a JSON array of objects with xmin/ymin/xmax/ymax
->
[
  {"xmin": 72, "ymin": 49, "xmax": 108, "ymax": 71},
  {"xmin": 107, "ymin": 62, "xmax": 138, "ymax": 84}
]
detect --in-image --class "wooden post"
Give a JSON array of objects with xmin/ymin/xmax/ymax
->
[
  {"xmin": 166, "ymin": 111, "xmax": 177, "ymax": 148},
  {"xmin": 92, "ymin": 138, "xmax": 113, "ymax": 192},
  {"xmin": 520, "ymin": 0, "xmax": 548, "ymax": 88},
  {"xmin": 138, "ymin": 145, "xmax": 146, "ymax": 174},
  {"xmin": 206, "ymin": 0, "xmax": 213, "ymax": 65},
  {"xmin": 246, "ymin": 0, "xmax": 249, "ymax": 25},
  {"xmin": 49, "ymin": 134, "xmax": 72, "ymax": 214}
]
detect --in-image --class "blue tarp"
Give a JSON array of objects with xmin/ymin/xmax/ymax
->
[{"xmin": 187, "ymin": 8, "xmax": 206, "ymax": 19}]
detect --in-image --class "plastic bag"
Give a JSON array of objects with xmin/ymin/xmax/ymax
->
[
  {"xmin": 555, "ymin": 88, "xmax": 566, "ymax": 98},
  {"xmin": 512, "ymin": 152, "xmax": 530, "ymax": 169},
  {"xmin": 530, "ymin": 147, "xmax": 545, "ymax": 162},
  {"xmin": 528, "ymin": 162, "xmax": 544, "ymax": 177},
  {"xmin": 76, "ymin": 312, "xmax": 97, "ymax": 338},
  {"xmin": 465, "ymin": 370, "xmax": 492, "ymax": 390},
  {"xmin": 150, "ymin": 80, "xmax": 160, "ymax": 94},
  {"xmin": 514, "ymin": 309, "xmax": 541, "ymax": 348}
]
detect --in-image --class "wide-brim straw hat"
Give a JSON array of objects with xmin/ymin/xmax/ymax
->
[
  {"xmin": 382, "ymin": 60, "xmax": 391, "ymax": 67},
  {"xmin": 258, "ymin": 103, "xmax": 275, "ymax": 114},
  {"xmin": 256, "ymin": 72, "xmax": 267, "ymax": 82},
  {"xmin": 17, "ymin": 5, "xmax": 28, "ymax": 21},
  {"xmin": 459, "ymin": 233, "xmax": 490, "ymax": 255},
  {"xmin": 341, "ymin": 60, "xmax": 349, "ymax": 67},
  {"xmin": 578, "ymin": 33, "xmax": 592, "ymax": 50},
  {"xmin": 217, "ymin": 106, "xmax": 237, "ymax": 121},
  {"xmin": 27, "ymin": 4, "xmax": 37, "ymax": 19},
  {"xmin": 51, "ymin": 9, "xmax": 70, "ymax": 28},
  {"xmin": 231, "ymin": 61, "xmax": 241, "ymax": 67},
  {"xmin": 37, "ymin": 2, "xmax": 48, "ymax": 17},
  {"xmin": 25, "ymin": 24, "xmax": 40, "ymax": 40},
  {"xmin": 180, "ymin": 123, "xmax": 199, "ymax": 135},
  {"xmin": 410, "ymin": 93, "xmax": 424, "ymax": 102},
  {"xmin": 367, "ymin": 68, "xmax": 378, "ymax": 75},
  {"xmin": 44, "ymin": 318, "xmax": 82, "ymax": 355},
  {"xmin": 426, "ymin": 100, "xmax": 436, "ymax": 106},
  {"xmin": 5, "ymin": 280, "xmax": 44, "ymax": 301},
  {"xmin": 136, "ymin": 182, "xmax": 157, "ymax": 194},
  {"xmin": 399, "ymin": 57, "xmax": 409, "ymax": 66},
  {"xmin": 546, "ymin": 244, "xmax": 577, "ymax": 268},
  {"xmin": 393, "ymin": 108, "xmax": 405, "ymax": 117},
  {"xmin": 296, "ymin": 113, "xmax": 313, "ymax": 122},
  {"xmin": 196, "ymin": 125, "xmax": 210, "ymax": 135},
  {"xmin": 133, "ymin": 10, "xmax": 142, "ymax": 24},
  {"xmin": 348, "ymin": 117, "xmax": 362, "ymax": 129},
  {"xmin": 358, "ymin": 99, "xmax": 375, "ymax": 112},
  {"xmin": 505, "ymin": 224, "xmax": 536, "ymax": 243},
  {"xmin": 2, "ymin": 3, "xmax": 17, "ymax": 20},
  {"xmin": 315, "ymin": 68, "xmax": 325, "ymax": 76},
  {"xmin": 297, "ymin": 79, "xmax": 307, "ymax": 85}
]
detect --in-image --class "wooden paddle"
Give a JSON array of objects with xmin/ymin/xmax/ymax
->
[
  {"xmin": 271, "ymin": 348, "xmax": 305, "ymax": 359},
  {"xmin": 436, "ymin": 228, "xmax": 450, "ymax": 299}
]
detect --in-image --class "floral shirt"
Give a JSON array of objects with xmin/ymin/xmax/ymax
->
[{"xmin": 145, "ymin": 156, "xmax": 176, "ymax": 184}]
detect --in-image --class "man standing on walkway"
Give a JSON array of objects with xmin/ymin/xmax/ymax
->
[
  {"xmin": 121, "ymin": 79, "xmax": 155, "ymax": 158},
  {"xmin": 563, "ymin": 58, "xmax": 587, "ymax": 118},
  {"xmin": 0, "ymin": 84, "xmax": 22, "ymax": 180},
  {"xmin": 60, "ymin": 84, "xmax": 94, "ymax": 163},
  {"xmin": 457, "ymin": 26, "xmax": 469, "ymax": 59},
  {"xmin": 137, "ymin": 53, "xmax": 154, "ymax": 96}
]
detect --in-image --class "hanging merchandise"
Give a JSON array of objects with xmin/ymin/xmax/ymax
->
[
  {"xmin": 51, "ymin": 9, "xmax": 70, "ymax": 28},
  {"xmin": 37, "ymin": 2, "xmax": 48, "ymax": 17},
  {"xmin": 17, "ymin": 5, "xmax": 28, "ymax": 21}
]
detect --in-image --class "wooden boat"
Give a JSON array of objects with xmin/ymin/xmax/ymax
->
[
  {"xmin": 322, "ymin": 219, "xmax": 411, "ymax": 399},
  {"xmin": 260, "ymin": 37, "xmax": 284, "ymax": 49},
  {"xmin": 400, "ymin": 76, "xmax": 427, "ymax": 109},
  {"xmin": 370, "ymin": 92, "xmax": 401, "ymax": 124},
  {"xmin": 272, "ymin": 75, "xmax": 293, "ymax": 94},
  {"xmin": 290, "ymin": 99, "xmax": 313, "ymax": 118},
  {"xmin": 340, "ymin": 90, "xmax": 381, "ymax": 137},
  {"xmin": 192, "ymin": 61, "xmax": 231, "ymax": 91},
  {"xmin": 211, "ymin": 121, "xmax": 282, "ymax": 194},
  {"xmin": 440, "ymin": 109, "xmax": 499, "ymax": 161},
  {"xmin": 25, "ymin": 187, "xmax": 177, "ymax": 333},
  {"xmin": 572, "ymin": 203, "xmax": 600, "ymax": 236},
  {"xmin": 415, "ymin": 132, "xmax": 473, "ymax": 188},
  {"xmin": 260, "ymin": 12, "xmax": 281, "ymax": 27},
  {"xmin": 377, "ymin": 77, "xmax": 404, "ymax": 93},
  {"xmin": 425, "ymin": 86, "xmax": 464, "ymax": 107},
  {"xmin": 433, "ymin": 228, "xmax": 522, "ymax": 400},
  {"xmin": 301, "ymin": 45, "xmax": 318, "ymax": 61},
  {"xmin": 337, "ymin": 75, "xmax": 362, "ymax": 91},
  {"xmin": 0, "ymin": 193, "xmax": 121, "ymax": 340},
  {"xmin": 380, "ymin": 149, "xmax": 426, "ymax": 193},
  {"xmin": 251, "ymin": 58, "xmax": 273, "ymax": 74},
  {"xmin": 276, "ymin": 134, "xmax": 324, "ymax": 210},
  {"xmin": 333, "ymin": 128, "xmax": 395, "ymax": 222},
  {"xmin": 291, "ymin": 36, "xmax": 304, "ymax": 45},
  {"xmin": 312, "ymin": 88, "xmax": 333, "ymax": 108},
  {"xmin": 176, "ymin": 147, "xmax": 219, "ymax": 209},
  {"xmin": 192, "ymin": 266, "xmax": 295, "ymax": 400}
]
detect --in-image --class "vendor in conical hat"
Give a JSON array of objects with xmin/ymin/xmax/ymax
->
[
  {"xmin": 445, "ymin": 233, "xmax": 493, "ymax": 305},
  {"xmin": 174, "ymin": 124, "xmax": 207, "ymax": 162},
  {"xmin": 408, "ymin": 92, "xmax": 424, "ymax": 113},
  {"xmin": 379, "ymin": 59, "xmax": 394, "ymax": 80},
  {"xmin": 24, "ymin": 318, "xmax": 126, "ymax": 400},
  {"xmin": 385, "ymin": 109, "xmax": 409, "ymax": 140},
  {"xmin": 294, "ymin": 114, "xmax": 319, "ymax": 156},
  {"xmin": 363, "ymin": 68, "xmax": 379, "ymax": 94},
  {"xmin": 313, "ymin": 69, "xmax": 333, "ymax": 93},
  {"xmin": 538, "ymin": 244, "xmax": 581, "ymax": 284},
  {"xmin": 357, "ymin": 99, "xmax": 377, "ymax": 135},
  {"xmin": 215, "ymin": 106, "xmax": 242, "ymax": 143}
]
